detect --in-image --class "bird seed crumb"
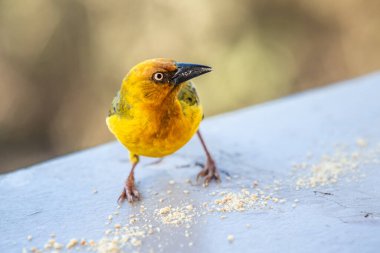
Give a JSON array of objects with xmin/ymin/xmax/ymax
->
[
  {"xmin": 155, "ymin": 204, "xmax": 195, "ymax": 225},
  {"xmin": 53, "ymin": 242, "xmax": 63, "ymax": 250},
  {"xmin": 131, "ymin": 238, "xmax": 142, "ymax": 247},
  {"xmin": 227, "ymin": 234, "xmax": 235, "ymax": 243},
  {"xmin": 66, "ymin": 239, "xmax": 78, "ymax": 249},
  {"xmin": 356, "ymin": 138, "xmax": 368, "ymax": 147}
]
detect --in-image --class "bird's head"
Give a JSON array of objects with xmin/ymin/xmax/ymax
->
[{"xmin": 120, "ymin": 58, "xmax": 212, "ymax": 104}]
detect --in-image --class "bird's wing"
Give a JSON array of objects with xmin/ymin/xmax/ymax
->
[
  {"xmin": 177, "ymin": 81, "xmax": 204, "ymax": 119},
  {"xmin": 177, "ymin": 81, "xmax": 200, "ymax": 106},
  {"xmin": 108, "ymin": 91, "xmax": 132, "ymax": 117}
]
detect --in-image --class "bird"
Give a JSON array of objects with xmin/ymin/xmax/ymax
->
[{"xmin": 106, "ymin": 58, "xmax": 220, "ymax": 203}]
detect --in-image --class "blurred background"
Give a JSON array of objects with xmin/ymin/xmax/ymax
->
[{"xmin": 1, "ymin": 0, "xmax": 380, "ymax": 173}]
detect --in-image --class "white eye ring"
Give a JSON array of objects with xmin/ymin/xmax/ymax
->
[{"xmin": 153, "ymin": 72, "xmax": 164, "ymax": 81}]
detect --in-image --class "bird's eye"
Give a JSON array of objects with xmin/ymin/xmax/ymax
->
[{"xmin": 153, "ymin": 72, "xmax": 164, "ymax": 82}]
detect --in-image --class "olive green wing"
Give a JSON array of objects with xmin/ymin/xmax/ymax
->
[
  {"xmin": 177, "ymin": 81, "xmax": 200, "ymax": 106},
  {"xmin": 107, "ymin": 91, "xmax": 132, "ymax": 118},
  {"xmin": 177, "ymin": 81, "xmax": 204, "ymax": 119}
]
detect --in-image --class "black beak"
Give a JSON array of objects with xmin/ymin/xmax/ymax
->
[{"xmin": 171, "ymin": 62, "xmax": 212, "ymax": 85}]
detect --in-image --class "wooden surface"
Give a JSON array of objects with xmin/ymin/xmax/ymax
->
[{"xmin": 1, "ymin": 72, "xmax": 380, "ymax": 253}]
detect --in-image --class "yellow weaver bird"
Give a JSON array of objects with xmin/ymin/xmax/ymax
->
[{"xmin": 106, "ymin": 58, "xmax": 220, "ymax": 203}]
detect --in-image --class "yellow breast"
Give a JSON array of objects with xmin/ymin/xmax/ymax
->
[{"xmin": 106, "ymin": 99, "xmax": 203, "ymax": 157}]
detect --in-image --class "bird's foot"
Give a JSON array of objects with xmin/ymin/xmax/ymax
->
[
  {"xmin": 118, "ymin": 185, "xmax": 141, "ymax": 204},
  {"xmin": 196, "ymin": 158, "xmax": 221, "ymax": 186}
]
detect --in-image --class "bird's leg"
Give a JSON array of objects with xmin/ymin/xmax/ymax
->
[
  {"xmin": 196, "ymin": 130, "xmax": 221, "ymax": 186},
  {"xmin": 118, "ymin": 154, "xmax": 141, "ymax": 204}
]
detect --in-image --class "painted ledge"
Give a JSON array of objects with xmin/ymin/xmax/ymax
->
[{"xmin": 1, "ymin": 72, "xmax": 380, "ymax": 253}]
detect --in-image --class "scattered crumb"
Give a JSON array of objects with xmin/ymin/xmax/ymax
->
[
  {"xmin": 131, "ymin": 238, "xmax": 142, "ymax": 247},
  {"xmin": 53, "ymin": 242, "xmax": 63, "ymax": 250},
  {"xmin": 129, "ymin": 217, "xmax": 138, "ymax": 224},
  {"xmin": 28, "ymin": 138, "xmax": 380, "ymax": 253},
  {"xmin": 43, "ymin": 239, "xmax": 56, "ymax": 250},
  {"xmin": 356, "ymin": 138, "xmax": 368, "ymax": 147},
  {"xmin": 27, "ymin": 235, "xmax": 33, "ymax": 241},
  {"xmin": 66, "ymin": 239, "xmax": 78, "ymax": 249},
  {"xmin": 293, "ymin": 140, "xmax": 380, "ymax": 188},
  {"xmin": 158, "ymin": 206, "xmax": 171, "ymax": 215},
  {"xmin": 30, "ymin": 247, "xmax": 40, "ymax": 253},
  {"xmin": 155, "ymin": 204, "xmax": 196, "ymax": 225},
  {"xmin": 211, "ymin": 188, "xmax": 280, "ymax": 212},
  {"xmin": 227, "ymin": 234, "xmax": 235, "ymax": 243}
]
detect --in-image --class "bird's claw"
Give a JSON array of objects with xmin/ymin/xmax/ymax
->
[
  {"xmin": 196, "ymin": 158, "xmax": 221, "ymax": 186},
  {"xmin": 118, "ymin": 186, "xmax": 141, "ymax": 204}
]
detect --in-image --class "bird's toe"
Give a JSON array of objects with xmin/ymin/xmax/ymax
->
[
  {"xmin": 126, "ymin": 187, "xmax": 141, "ymax": 203},
  {"xmin": 197, "ymin": 162, "xmax": 221, "ymax": 187},
  {"xmin": 196, "ymin": 169, "xmax": 208, "ymax": 182},
  {"xmin": 117, "ymin": 189, "xmax": 127, "ymax": 204},
  {"xmin": 117, "ymin": 186, "xmax": 141, "ymax": 204}
]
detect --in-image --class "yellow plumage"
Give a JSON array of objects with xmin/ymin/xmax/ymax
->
[
  {"xmin": 106, "ymin": 59, "xmax": 203, "ymax": 158},
  {"xmin": 106, "ymin": 58, "xmax": 219, "ymax": 203},
  {"xmin": 106, "ymin": 82, "xmax": 203, "ymax": 158}
]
